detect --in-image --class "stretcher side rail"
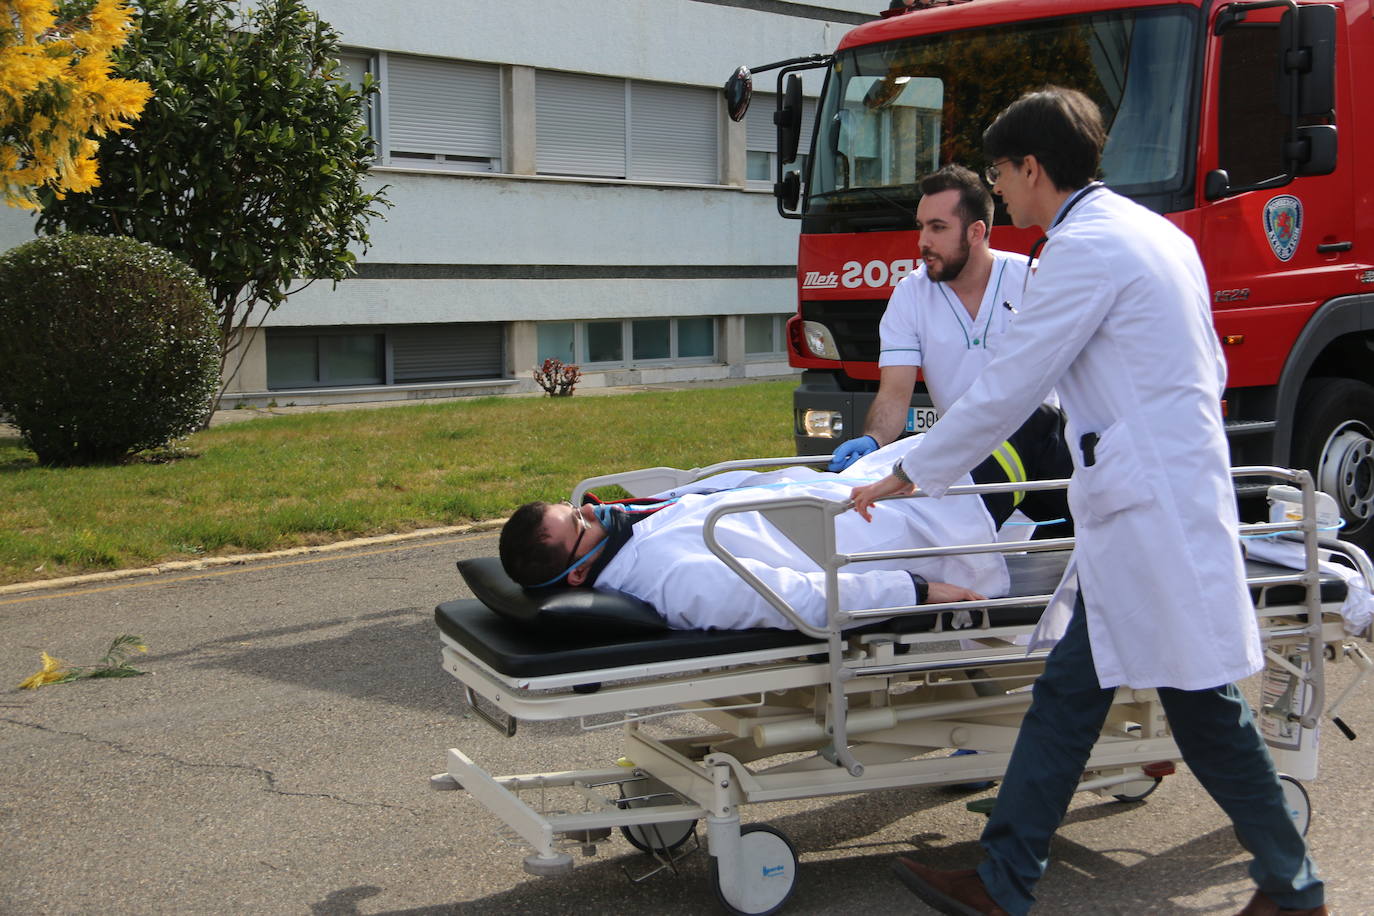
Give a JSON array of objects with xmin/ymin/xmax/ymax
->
[{"xmin": 698, "ymin": 465, "xmax": 1343, "ymax": 773}]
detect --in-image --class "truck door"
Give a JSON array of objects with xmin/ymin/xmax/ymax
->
[
  {"xmin": 1198, "ymin": 3, "xmax": 1374, "ymax": 550},
  {"xmin": 1199, "ymin": 3, "xmax": 1355, "ymax": 397}
]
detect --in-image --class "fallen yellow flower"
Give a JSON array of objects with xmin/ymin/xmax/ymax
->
[{"xmin": 18, "ymin": 651, "xmax": 72, "ymax": 689}]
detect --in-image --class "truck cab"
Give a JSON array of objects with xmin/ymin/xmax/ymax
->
[{"xmin": 729, "ymin": 0, "xmax": 1374, "ymax": 548}]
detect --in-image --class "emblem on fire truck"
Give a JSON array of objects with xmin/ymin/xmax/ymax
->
[{"xmin": 1262, "ymin": 195, "xmax": 1302, "ymax": 262}]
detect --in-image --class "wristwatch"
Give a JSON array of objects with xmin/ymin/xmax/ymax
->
[{"xmin": 891, "ymin": 459, "xmax": 912, "ymax": 485}]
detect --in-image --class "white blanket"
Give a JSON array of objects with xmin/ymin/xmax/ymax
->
[{"xmin": 1244, "ymin": 537, "xmax": 1373, "ymax": 636}]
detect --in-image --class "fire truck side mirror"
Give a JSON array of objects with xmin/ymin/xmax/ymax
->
[
  {"xmin": 775, "ymin": 170, "xmax": 801, "ymax": 213},
  {"xmin": 724, "ymin": 66, "xmax": 753, "ymax": 122},
  {"xmin": 776, "ymin": 74, "xmax": 804, "ymax": 165},
  {"xmin": 1203, "ymin": 169, "xmax": 1231, "ymax": 201},
  {"xmin": 1293, "ymin": 124, "xmax": 1337, "ymax": 176},
  {"xmin": 1279, "ymin": 4, "xmax": 1335, "ymax": 118}
]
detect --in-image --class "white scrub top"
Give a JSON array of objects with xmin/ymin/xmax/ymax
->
[{"xmin": 878, "ymin": 249, "xmax": 1030, "ymax": 412}]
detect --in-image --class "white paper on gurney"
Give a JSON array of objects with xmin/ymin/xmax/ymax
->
[{"xmin": 1244, "ymin": 537, "xmax": 1374, "ymax": 636}]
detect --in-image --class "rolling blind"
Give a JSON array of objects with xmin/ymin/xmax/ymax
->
[
  {"xmin": 535, "ymin": 71, "xmax": 627, "ymax": 177},
  {"xmin": 747, "ymin": 94, "xmax": 818, "ymax": 155},
  {"xmin": 391, "ymin": 323, "xmax": 504, "ymax": 382},
  {"xmin": 386, "ymin": 55, "xmax": 502, "ymax": 162},
  {"xmin": 629, "ymin": 81, "xmax": 718, "ymax": 184}
]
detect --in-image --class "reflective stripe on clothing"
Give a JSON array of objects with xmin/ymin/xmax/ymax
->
[{"xmin": 990, "ymin": 439, "xmax": 1027, "ymax": 506}]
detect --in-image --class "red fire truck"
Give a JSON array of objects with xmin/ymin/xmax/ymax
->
[{"xmin": 725, "ymin": 0, "xmax": 1374, "ymax": 549}]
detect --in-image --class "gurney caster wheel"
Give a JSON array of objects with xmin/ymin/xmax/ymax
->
[
  {"xmin": 621, "ymin": 818, "xmax": 696, "ymax": 854},
  {"xmin": 522, "ymin": 851, "xmax": 574, "ymax": 877},
  {"xmin": 620, "ymin": 778, "xmax": 698, "ymax": 854},
  {"xmin": 709, "ymin": 824, "xmax": 798, "ymax": 915},
  {"xmin": 1279, "ymin": 774, "xmax": 1312, "ymax": 836},
  {"xmin": 1231, "ymin": 774, "xmax": 1312, "ymax": 847},
  {"xmin": 1111, "ymin": 776, "xmax": 1161, "ymax": 803}
]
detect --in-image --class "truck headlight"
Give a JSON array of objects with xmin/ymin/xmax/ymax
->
[
  {"xmin": 802, "ymin": 321, "xmax": 841, "ymax": 360},
  {"xmin": 800, "ymin": 409, "xmax": 844, "ymax": 439}
]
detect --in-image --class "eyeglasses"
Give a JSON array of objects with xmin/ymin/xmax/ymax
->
[
  {"xmin": 984, "ymin": 158, "xmax": 1014, "ymax": 185},
  {"xmin": 562, "ymin": 503, "xmax": 588, "ymax": 569}
]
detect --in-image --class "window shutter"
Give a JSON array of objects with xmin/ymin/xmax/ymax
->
[
  {"xmin": 536, "ymin": 71, "xmax": 627, "ymax": 177},
  {"xmin": 747, "ymin": 94, "xmax": 816, "ymax": 154},
  {"xmin": 629, "ymin": 82, "xmax": 718, "ymax": 184},
  {"xmin": 391, "ymin": 324, "xmax": 504, "ymax": 382},
  {"xmin": 335, "ymin": 53, "xmax": 370, "ymax": 90},
  {"xmin": 800, "ymin": 98, "xmax": 818, "ymax": 157},
  {"xmin": 386, "ymin": 56, "xmax": 502, "ymax": 162},
  {"xmin": 747, "ymin": 94, "xmax": 778, "ymax": 153}
]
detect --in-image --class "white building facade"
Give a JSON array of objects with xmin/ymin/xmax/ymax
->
[{"xmin": 0, "ymin": 0, "xmax": 876, "ymax": 406}]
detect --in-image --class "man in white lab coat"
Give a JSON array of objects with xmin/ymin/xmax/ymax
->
[
  {"xmin": 852, "ymin": 88, "xmax": 1325, "ymax": 916},
  {"xmin": 499, "ymin": 406, "xmax": 1070, "ymax": 631}
]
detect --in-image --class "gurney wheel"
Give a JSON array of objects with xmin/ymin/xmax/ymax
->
[
  {"xmin": 1111, "ymin": 776, "xmax": 1161, "ymax": 803},
  {"xmin": 709, "ymin": 824, "xmax": 798, "ymax": 915},
  {"xmin": 621, "ymin": 819, "xmax": 696, "ymax": 854},
  {"xmin": 1231, "ymin": 774, "xmax": 1312, "ymax": 846},
  {"xmin": 1278, "ymin": 774, "xmax": 1312, "ymax": 836},
  {"xmin": 619, "ymin": 780, "xmax": 697, "ymax": 854}
]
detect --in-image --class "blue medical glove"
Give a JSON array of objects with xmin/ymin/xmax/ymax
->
[{"xmin": 828, "ymin": 435, "xmax": 878, "ymax": 472}]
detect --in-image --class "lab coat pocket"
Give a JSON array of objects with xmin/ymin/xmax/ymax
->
[{"xmin": 1067, "ymin": 421, "xmax": 1153, "ymax": 527}]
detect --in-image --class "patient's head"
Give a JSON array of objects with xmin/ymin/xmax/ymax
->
[{"xmin": 499, "ymin": 500, "xmax": 606, "ymax": 588}]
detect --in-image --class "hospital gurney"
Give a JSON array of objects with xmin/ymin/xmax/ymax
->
[{"xmin": 430, "ymin": 458, "xmax": 1372, "ymax": 915}]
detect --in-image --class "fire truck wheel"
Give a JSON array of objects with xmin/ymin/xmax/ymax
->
[{"xmin": 1293, "ymin": 377, "xmax": 1374, "ymax": 552}]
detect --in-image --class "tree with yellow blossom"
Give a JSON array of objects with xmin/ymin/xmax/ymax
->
[{"xmin": 0, "ymin": 0, "xmax": 151, "ymax": 209}]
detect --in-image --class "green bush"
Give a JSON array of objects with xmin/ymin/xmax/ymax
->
[{"xmin": 0, "ymin": 234, "xmax": 220, "ymax": 466}]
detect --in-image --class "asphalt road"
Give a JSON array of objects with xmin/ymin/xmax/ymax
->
[{"xmin": 2, "ymin": 533, "xmax": 1370, "ymax": 915}]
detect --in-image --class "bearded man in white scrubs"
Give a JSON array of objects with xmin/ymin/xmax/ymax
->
[
  {"xmin": 828, "ymin": 165, "xmax": 1031, "ymax": 467},
  {"xmin": 829, "ymin": 166, "xmax": 1070, "ymax": 533},
  {"xmin": 852, "ymin": 88, "xmax": 1325, "ymax": 916}
]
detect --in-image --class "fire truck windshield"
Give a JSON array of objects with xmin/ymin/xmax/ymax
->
[{"xmin": 806, "ymin": 7, "xmax": 1197, "ymax": 230}]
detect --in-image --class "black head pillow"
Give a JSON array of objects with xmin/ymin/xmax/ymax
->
[{"xmin": 457, "ymin": 556, "xmax": 667, "ymax": 636}]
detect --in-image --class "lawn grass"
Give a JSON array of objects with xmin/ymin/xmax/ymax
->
[{"xmin": 0, "ymin": 381, "xmax": 797, "ymax": 585}]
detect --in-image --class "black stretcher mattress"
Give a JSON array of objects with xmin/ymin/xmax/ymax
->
[{"xmin": 435, "ymin": 552, "xmax": 1344, "ymax": 679}]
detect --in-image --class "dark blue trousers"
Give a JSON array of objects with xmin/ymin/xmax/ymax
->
[{"xmin": 976, "ymin": 594, "xmax": 1324, "ymax": 914}]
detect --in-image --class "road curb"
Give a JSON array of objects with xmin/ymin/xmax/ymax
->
[{"xmin": 0, "ymin": 520, "xmax": 507, "ymax": 596}]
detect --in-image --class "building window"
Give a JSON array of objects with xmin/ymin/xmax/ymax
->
[
  {"xmin": 632, "ymin": 319, "xmax": 671, "ymax": 360},
  {"xmin": 630, "ymin": 81, "xmax": 719, "ymax": 184},
  {"xmin": 267, "ymin": 331, "xmax": 383, "ymax": 389},
  {"xmin": 745, "ymin": 314, "xmax": 789, "ymax": 355},
  {"xmin": 335, "ymin": 51, "xmax": 378, "ymax": 139},
  {"xmin": 266, "ymin": 324, "xmax": 505, "ymax": 390},
  {"xmin": 678, "ymin": 317, "xmax": 715, "ymax": 358},
  {"xmin": 536, "ymin": 318, "xmax": 719, "ymax": 368},
  {"xmin": 746, "ymin": 92, "xmax": 817, "ymax": 189},
  {"xmin": 536, "ymin": 71, "xmax": 720, "ymax": 183},
  {"xmin": 384, "ymin": 55, "xmax": 502, "ymax": 172},
  {"xmin": 537, "ymin": 322, "xmax": 576, "ymax": 365},
  {"xmin": 585, "ymin": 321, "xmax": 625, "ymax": 363}
]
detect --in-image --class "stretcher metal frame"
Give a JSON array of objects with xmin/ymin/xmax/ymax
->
[{"xmin": 431, "ymin": 458, "xmax": 1372, "ymax": 915}]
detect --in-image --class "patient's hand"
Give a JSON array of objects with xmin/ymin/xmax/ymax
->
[
  {"xmin": 850, "ymin": 472, "xmax": 915, "ymax": 521},
  {"xmin": 927, "ymin": 582, "xmax": 985, "ymax": 604}
]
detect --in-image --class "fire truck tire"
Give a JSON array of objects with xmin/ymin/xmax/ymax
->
[{"xmin": 1292, "ymin": 377, "xmax": 1374, "ymax": 552}]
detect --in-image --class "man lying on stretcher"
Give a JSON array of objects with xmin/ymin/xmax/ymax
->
[{"xmin": 499, "ymin": 405, "xmax": 1072, "ymax": 631}]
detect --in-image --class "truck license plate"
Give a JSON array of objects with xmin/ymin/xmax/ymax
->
[{"xmin": 906, "ymin": 407, "xmax": 939, "ymax": 432}]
